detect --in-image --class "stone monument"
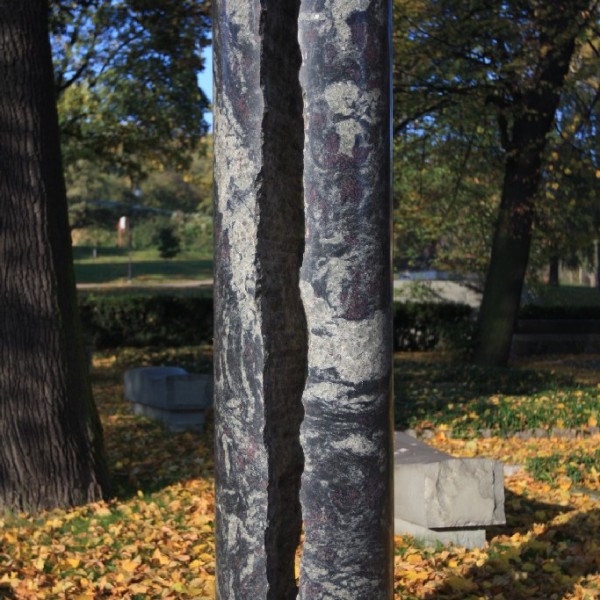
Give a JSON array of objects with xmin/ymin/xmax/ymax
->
[{"xmin": 213, "ymin": 1, "xmax": 392, "ymax": 598}]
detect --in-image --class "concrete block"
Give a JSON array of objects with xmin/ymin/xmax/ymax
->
[
  {"xmin": 124, "ymin": 366, "xmax": 187, "ymax": 409},
  {"xmin": 166, "ymin": 374, "xmax": 213, "ymax": 410},
  {"xmin": 394, "ymin": 432, "xmax": 505, "ymax": 530},
  {"xmin": 124, "ymin": 367, "xmax": 213, "ymax": 431}
]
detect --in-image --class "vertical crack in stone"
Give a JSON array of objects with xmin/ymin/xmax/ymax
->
[{"xmin": 257, "ymin": 1, "xmax": 307, "ymax": 599}]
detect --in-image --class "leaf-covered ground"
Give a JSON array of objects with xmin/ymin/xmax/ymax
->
[{"xmin": 1, "ymin": 349, "xmax": 599, "ymax": 598}]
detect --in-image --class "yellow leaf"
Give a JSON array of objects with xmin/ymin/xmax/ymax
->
[
  {"xmin": 151, "ymin": 548, "xmax": 170, "ymax": 566},
  {"xmin": 588, "ymin": 415, "xmax": 598, "ymax": 427},
  {"xmin": 94, "ymin": 505, "xmax": 112, "ymax": 517},
  {"xmin": 406, "ymin": 553, "xmax": 423, "ymax": 564},
  {"xmin": 46, "ymin": 518, "xmax": 63, "ymax": 528},
  {"xmin": 121, "ymin": 557, "xmax": 141, "ymax": 573},
  {"xmin": 204, "ymin": 577, "xmax": 216, "ymax": 597}
]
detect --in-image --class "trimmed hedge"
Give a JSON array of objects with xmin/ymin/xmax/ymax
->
[
  {"xmin": 78, "ymin": 294, "xmax": 213, "ymax": 349},
  {"xmin": 78, "ymin": 293, "xmax": 478, "ymax": 351},
  {"xmin": 80, "ymin": 293, "xmax": 596, "ymax": 352},
  {"xmin": 393, "ymin": 302, "xmax": 474, "ymax": 352},
  {"xmin": 519, "ymin": 304, "xmax": 600, "ymax": 320}
]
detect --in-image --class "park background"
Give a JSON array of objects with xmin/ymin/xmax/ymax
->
[{"xmin": 1, "ymin": 1, "xmax": 600, "ymax": 599}]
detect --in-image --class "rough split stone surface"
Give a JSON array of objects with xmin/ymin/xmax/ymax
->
[
  {"xmin": 298, "ymin": 1, "xmax": 394, "ymax": 598},
  {"xmin": 213, "ymin": 1, "xmax": 306, "ymax": 598},
  {"xmin": 394, "ymin": 432, "xmax": 505, "ymax": 530}
]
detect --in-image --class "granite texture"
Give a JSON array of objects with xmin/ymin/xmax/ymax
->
[
  {"xmin": 298, "ymin": 1, "xmax": 394, "ymax": 598},
  {"xmin": 213, "ymin": 1, "xmax": 306, "ymax": 598}
]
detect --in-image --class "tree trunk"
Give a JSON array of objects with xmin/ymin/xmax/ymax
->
[
  {"xmin": 474, "ymin": 7, "xmax": 583, "ymax": 367},
  {"xmin": 0, "ymin": 0, "xmax": 110, "ymax": 512},
  {"xmin": 473, "ymin": 155, "xmax": 536, "ymax": 366},
  {"xmin": 549, "ymin": 255, "xmax": 560, "ymax": 286}
]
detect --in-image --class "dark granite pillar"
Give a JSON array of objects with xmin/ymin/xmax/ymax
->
[
  {"xmin": 298, "ymin": 1, "xmax": 394, "ymax": 599},
  {"xmin": 213, "ymin": 1, "xmax": 306, "ymax": 598}
]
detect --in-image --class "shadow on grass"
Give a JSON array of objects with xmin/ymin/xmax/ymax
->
[
  {"xmin": 103, "ymin": 412, "xmax": 215, "ymax": 502},
  {"xmin": 424, "ymin": 491, "xmax": 599, "ymax": 599},
  {"xmin": 393, "ymin": 356, "xmax": 583, "ymax": 434},
  {"xmin": 0, "ymin": 587, "xmax": 15, "ymax": 599}
]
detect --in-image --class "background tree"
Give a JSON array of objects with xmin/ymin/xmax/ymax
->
[
  {"xmin": 49, "ymin": 0, "xmax": 211, "ymax": 186},
  {"xmin": 157, "ymin": 226, "xmax": 182, "ymax": 259},
  {"xmin": 393, "ymin": 0, "xmax": 599, "ymax": 366},
  {"xmin": 0, "ymin": 0, "xmax": 110, "ymax": 511}
]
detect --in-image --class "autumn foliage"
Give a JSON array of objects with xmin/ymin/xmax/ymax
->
[{"xmin": 1, "ymin": 349, "xmax": 599, "ymax": 598}]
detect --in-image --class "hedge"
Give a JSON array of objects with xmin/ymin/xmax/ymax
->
[
  {"xmin": 80, "ymin": 294, "xmax": 597, "ymax": 352},
  {"xmin": 393, "ymin": 302, "xmax": 474, "ymax": 352},
  {"xmin": 519, "ymin": 304, "xmax": 600, "ymax": 320},
  {"xmin": 78, "ymin": 293, "xmax": 477, "ymax": 352},
  {"xmin": 78, "ymin": 294, "xmax": 213, "ymax": 349}
]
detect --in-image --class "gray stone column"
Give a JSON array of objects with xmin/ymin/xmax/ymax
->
[
  {"xmin": 298, "ymin": 1, "xmax": 394, "ymax": 599},
  {"xmin": 213, "ymin": 2, "xmax": 306, "ymax": 599}
]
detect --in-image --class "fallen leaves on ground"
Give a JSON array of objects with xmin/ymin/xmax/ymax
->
[{"xmin": 0, "ymin": 349, "xmax": 599, "ymax": 598}]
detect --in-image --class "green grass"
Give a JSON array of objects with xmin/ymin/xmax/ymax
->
[
  {"xmin": 526, "ymin": 449, "xmax": 600, "ymax": 483},
  {"xmin": 73, "ymin": 246, "xmax": 213, "ymax": 285},
  {"xmin": 394, "ymin": 357, "xmax": 600, "ymax": 437}
]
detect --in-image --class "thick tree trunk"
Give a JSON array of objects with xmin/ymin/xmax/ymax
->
[
  {"xmin": 473, "ymin": 155, "xmax": 536, "ymax": 366},
  {"xmin": 474, "ymin": 6, "xmax": 583, "ymax": 367},
  {"xmin": 0, "ymin": 0, "xmax": 110, "ymax": 512}
]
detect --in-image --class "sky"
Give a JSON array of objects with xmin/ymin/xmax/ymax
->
[{"xmin": 198, "ymin": 45, "xmax": 213, "ymax": 130}]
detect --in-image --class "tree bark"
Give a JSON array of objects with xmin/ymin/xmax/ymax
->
[
  {"xmin": 213, "ymin": 1, "xmax": 307, "ymax": 598},
  {"xmin": 298, "ymin": 1, "xmax": 394, "ymax": 597},
  {"xmin": 0, "ymin": 0, "xmax": 110, "ymax": 512},
  {"xmin": 474, "ymin": 6, "xmax": 584, "ymax": 367}
]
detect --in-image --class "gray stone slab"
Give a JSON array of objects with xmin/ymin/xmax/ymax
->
[
  {"xmin": 166, "ymin": 374, "xmax": 213, "ymax": 409},
  {"xmin": 124, "ymin": 367, "xmax": 213, "ymax": 432},
  {"xmin": 394, "ymin": 432, "xmax": 505, "ymax": 529},
  {"xmin": 394, "ymin": 518, "xmax": 486, "ymax": 550},
  {"xmin": 124, "ymin": 367, "xmax": 212, "ymax": 411},
  {"xmin": 124, "ymin": 366, "xmax": 187, "ymax": 409}
]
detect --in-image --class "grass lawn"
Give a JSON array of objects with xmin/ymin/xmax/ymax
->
[
  {"xmin": 1, "ymin": 349, "xmax": 599, "ymax": 598},
  {"xmin": 73, "ymin": 247, "xmax": 213, "ymax": 285}
]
